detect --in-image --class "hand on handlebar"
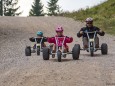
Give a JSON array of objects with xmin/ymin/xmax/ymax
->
[
  {"xmin": 80, "ymin": 31, "xmax": 84, "ymax": 35},
  {"xmin": 65, "ymin": 36, "xmax": 73, "ymax": 39},
  {"xmin": 65, "ymin": 36, "xmax": 69, "ymax": 38},
  {"xmin": 29, "ymin": 37, "xmax": 34, "ymax": 39},
  {"xmin": 95, "ymin": 30, "xmax": 103, "ymax": 34},
  {"xmin": 99, "ymin": 30, "xmax": 103, "ymax": 33}
]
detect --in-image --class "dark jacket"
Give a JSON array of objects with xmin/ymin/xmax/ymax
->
[
  {"xmin": 29, "ymin": 37, "xmax": 47, "ymax": 43},
  {"xmin": 77, "ymin": 26, "xmax": 105, "ymax": 38}
]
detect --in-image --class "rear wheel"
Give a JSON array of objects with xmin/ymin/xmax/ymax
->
[
  {"xmin": 42, "ymin": 47, "xmax": 50, "ymax": 60},
  {"xmin": 72, "ymin": 44, "xmax": 80, "ymax": 60},
  {"xmin": 57, "ymin": 50, "xmax": 62, "ymax": 62},
  {"xmin": 101, "ymin": 43, "xmax": 108, "ymax": 55},
  {"xmin": 25, "ymin": 46, "xmax": 31, "ymax": 56}
]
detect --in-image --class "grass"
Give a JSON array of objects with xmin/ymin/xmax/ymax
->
[{"xmin": 60, "ymin": 0, "xmax": 115, "ymax": 35}]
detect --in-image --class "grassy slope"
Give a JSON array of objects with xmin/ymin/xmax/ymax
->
[{"xmin": 61, "ymin": 0, "xmax": 115, "ymax": 35}]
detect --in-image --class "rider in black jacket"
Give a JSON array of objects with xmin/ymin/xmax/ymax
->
[
  {"xmin": 77, "ymin": 17, "xmax": 105, "ymax": 49},
  {"xmin": 29, "ymin": 31, "xmax": 47, "ymax": 49}
]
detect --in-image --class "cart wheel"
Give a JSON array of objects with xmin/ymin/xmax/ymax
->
[
  {"xmin": 25, "ymin": 46, "xmax": 31, "ymax": 56},
  {"xmin": 101, "ymin": 43, "xmax": 108, "ymax": 55},
  {"xmin": 42, "ymin": 47, "xmax": 50, "ymax": 60},
  {"xmin": 57, "ymin": 50, "xmax": 62, "ymax": 62},
  {"xmin": 37, "ymin": 48, "xmax": 40, "ymax": 55},
  {"xmin": 72, "ymin": 44, "xmax": 80, "ymax": 60},
  {"xmin": 90, "ymin": 47, "xmax": 94, "ymax": 57}
]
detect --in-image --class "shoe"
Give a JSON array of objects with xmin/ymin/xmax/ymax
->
[
  {"xmin": 52, "ymin": 50, "xmax": 55, "ymax": 58},
  {"xmin": 32, "ymin": 49, "xmax": 36, "ymax": 53},
  {"xmin": 63, "ymin": 54, "xmax": 66, "ymax": 58},
  {"xmin": 62, "ymin": 51, "xmax": 67, "ymax": 58},
  {"xmin": 52, "ymin": 54, "xmax": 55, "ymax": 58},
  {"xmin": 83, "ymin": 45, "xmax": 88, "ymax": 49}
]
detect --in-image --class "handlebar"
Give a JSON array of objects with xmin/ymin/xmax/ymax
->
[
  {"xmin": 55, "ymin": 37, "xmax": 66, "ymax": 38},
  {"xmin": 83, "ymin": 31, "xmax": 100, "ymax": 34},
  {"xmin": 54, "ymin": 36, "xmax": 70, "ymax": 38},
  {"xmin": 32, "ymin": 37, "xmax": 43, "ymax": 39}
]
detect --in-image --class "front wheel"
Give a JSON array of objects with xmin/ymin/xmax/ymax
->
[
  {"xmin": 101, "ymin": 43, "xmax": 108, "ymax": 55},
  {"xmin": 90, "ymin": 47, "xmax": 94, "ymax": 57},
  {"xmin": 37, "ymin": 48, "xmax": 40, "ymax": 55},
  {"xmin": 42, "ymin": 47, "xmax": 50, "ymax": 60},
  {"xmin": 72, "ymin": 44, "xmax": 80, "ymax": 60},
  {"xmin": 57, "ymin": 50, "xmax": 62, "ymax": 62}
]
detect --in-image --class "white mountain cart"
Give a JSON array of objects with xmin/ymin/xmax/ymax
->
[
  {"xmin": 42, "ymin": 37, "xmax": 80, "ymax": 62},
  {"xmin": 25, "ymin": 37, "xmax": 44, "ymax": 56},
  {"xmin": 81, "ymin": 31, "xmax": 108, "ymax": 56}
]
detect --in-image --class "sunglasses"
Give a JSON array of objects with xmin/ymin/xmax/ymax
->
[{"xmin": 87, "ymin": 22, "xmax": 93, "ymax": 24}]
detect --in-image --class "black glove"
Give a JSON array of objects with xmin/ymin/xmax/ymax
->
[
  {"xmin": 65, "ymin": 36, "xmax": 69, "ymax": 38},
  {"xmin": 29, "ymin": 37, "xmax": 34, "ymax": 41}
]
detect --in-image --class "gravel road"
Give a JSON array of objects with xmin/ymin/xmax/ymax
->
[{"xmin": 0, "ymin": 16, "xmax": 115, "ymax": 86}]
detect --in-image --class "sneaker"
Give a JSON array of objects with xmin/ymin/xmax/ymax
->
[
  {"xmin": 63, "ymin": 54, "xmax": 66, "ymax": 58},
  {"xmin": 32, "ymin": 49, "xmax": 36, "ymax": 53},
  {"xmin": 62, "ymin": 51, "xmax": 67, "ymax": 58},
  {"xmin": 52, "ymin": 54, "xmax": 55, "ymax": 58},
  {"xmin": 52, "ymin": 50, "xmax": 55, "ymax": 58}
]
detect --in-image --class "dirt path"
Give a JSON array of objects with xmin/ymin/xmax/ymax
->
[{"xmin": 0, "ymin": 16, "xmax": 115, "ymax": 86}]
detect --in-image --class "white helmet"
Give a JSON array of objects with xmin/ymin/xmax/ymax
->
[{"xmin": 85, "ymin": 17, "xmax": 93, "ymax": 22}]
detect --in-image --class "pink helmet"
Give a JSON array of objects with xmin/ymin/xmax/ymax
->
[{"xmin": 56, "ymin": 26, "xmax": 63, "ymax": 32}]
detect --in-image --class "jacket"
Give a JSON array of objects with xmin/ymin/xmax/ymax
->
[
  {"xmin": 77, "ymin": 26, "xmax": 105, "ymax": 38},
  {"xmin": 48, "ymin": 35, "xmax": 73, "ymax": 47}
]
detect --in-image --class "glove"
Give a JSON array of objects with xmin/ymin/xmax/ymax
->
[
  {"xmin": 29, "ymin": 37, "xmax": 34, "ymax": 41},
  {"xmin": 66, "ymin": 36, "xmax": 69, "ymax": 38},
  {"xmin": 80, "ymin": 31, "xmax": 83, "ymax": 35},
  {"xmin": 99, "ymin": 30, "xmax": 104, "ymax": 33}
]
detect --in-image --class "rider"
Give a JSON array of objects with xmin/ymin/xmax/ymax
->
[
  {"xmin": 77, "ymin": 17, "xmax": 105, "ymax": 49},
  {"xmin": 48, "ymin": 26, "xmax": 73, "ymax": 54},
  {"xmin": 29, "ymin": 31, "xmax": 47, "ymax": 50}
]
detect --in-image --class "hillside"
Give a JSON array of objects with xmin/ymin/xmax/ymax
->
[
  {"xmin": 0, "ymin": 17, "xmax": 115, "ymax": 86},
  {"xmin": 61, "ymin": 0, "xmax": 115, "ymax": 35}
]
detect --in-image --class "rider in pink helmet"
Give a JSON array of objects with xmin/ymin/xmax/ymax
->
[
  {"xmin": 48, "ymin": 26, "xmax": 73, "ymax": 57},
  {"xmin": 55, "ymin": 26, "xmax": 64, "ymax": 37}
]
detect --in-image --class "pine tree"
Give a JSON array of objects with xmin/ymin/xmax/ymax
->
[
  {"xmin": 4, "ymin": 0, "xmax": 22, "ymax": 16},
  {"xmin": 47, "ymin": 0, "xmax": 60, "ymax": 16},
  {"xmin": 0, "ymin": 0, "xmax": 3, "ymax": 16},
  {"xmin": 29, "ymin": 0, "xmax": 44, "ymax": 16}
]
